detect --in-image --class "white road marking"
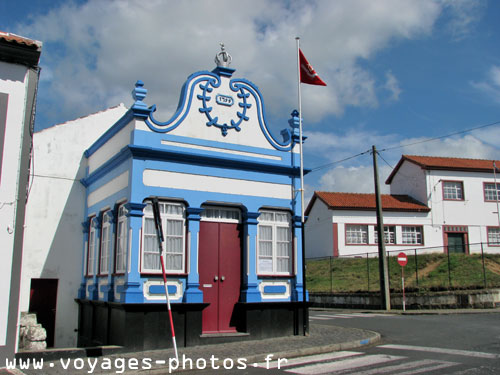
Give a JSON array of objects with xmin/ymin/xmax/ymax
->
[
  {"xmin": 380, "ymin": 344, "xmax": 500, "ymax": 359},
  {"xmin": 285, "ymin": 354, "xmax": 404, "ymax": 374},
  {"xmin": 352, "ymin": 359, "xmax": 458, "ymax": 375},
  {"xmin": 256, "ymin": 351, "xmax": 362, "ymax": 369},
  {"xmin": 309, "ymin": 316, "xmax": 333, "ymax": 320}
]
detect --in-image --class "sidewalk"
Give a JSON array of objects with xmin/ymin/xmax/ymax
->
[
  {"xmin": 311, "ymin": 307, "xmax": 500, "ymax": 315},
  {"xmin": 11, "ymin": 324, "xmax": 380, "ymax": 375}
]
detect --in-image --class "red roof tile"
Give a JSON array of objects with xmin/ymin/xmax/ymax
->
[
  {"xmin": 0, "ymin": 31, "xmax": 42, "ymax": 50},
  {"xmin": 306, "ymin": 191, "xmax": 430, "ymax": 215},
  {"xmin": 386, "ymin": 155, "xmax": 500, "ymax": 184}
]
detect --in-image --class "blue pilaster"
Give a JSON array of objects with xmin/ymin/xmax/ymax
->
[
  {"xmin": 241, "ymin": 211, "xmax": 261, "ymax": 302},
  {"xmin": 88, "ymin": 216, "xmax": 101, "ymax": 300},
  {"xmin": 183, "ymin": 207, "xmax": 204, "ymax": 303},
  {"xmin": 121, "ymin": 202, "xmax": 146, "ymax": 303},
  {"xmin": 78, "ymin": 219, "xmax": 90, "ymax": 299},
  {"xmin": 102, "ymin": 209, "xmax": 116, "ymax": 301},
  {"xmin": 292, "ymin": 215, "xmax": 307, "ymax": 302}
]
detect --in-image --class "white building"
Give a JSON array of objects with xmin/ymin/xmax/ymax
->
[
  {"xmin": 305, "ymin": 155, "xmax": 500, "ymax": 258},
  {"xmin": 0, "ymin": 31, "xmax": 42, "ymax": 360},
  {"xmin": 20, "ymin": 105, "xmax": 127, "ymax": 348}
]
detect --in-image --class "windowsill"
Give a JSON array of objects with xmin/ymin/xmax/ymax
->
[
  {"xmin": 140, "ymin": 272, "xmax": 188, "ymax": 277},
  {"xmin": 257, "ymin": 274, "xmax": 294, "ymax": 278}
]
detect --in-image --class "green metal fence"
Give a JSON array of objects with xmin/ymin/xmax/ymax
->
[{"xmin": 306, "ymin": 243, "xmax": 500, "ymax": 293}]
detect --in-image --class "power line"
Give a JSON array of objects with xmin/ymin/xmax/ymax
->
[
  {"xmin": 309, "ymin": 149, "xmax": 371, "ymax": 172},
  {"xmin": 379, "ymin": 119, "xmax": 500, "ymax": 152},
  {"xmin": 308, "ymin": 119, "xmax": 500, "ymax": 174}
]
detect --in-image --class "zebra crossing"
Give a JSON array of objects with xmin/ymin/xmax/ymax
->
[
  {"xmin": 309, "ymin": 312, "xmax": 395, "ymax": 321},
  {"xmin": 256, "ymin": 349, "xmax": 467, "ymax": 374}
]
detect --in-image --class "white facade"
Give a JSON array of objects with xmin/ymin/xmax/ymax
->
[
  {"xmin": 20, "ymin": 105, "xmax": 127, "ymax": 348},
  {"xmin": 306, "ymin": 155, "xmax": 500, "ymax": 258},
  {"xmin": 0, "ymin": 32, "xmax": 42, "ymax": 359}
]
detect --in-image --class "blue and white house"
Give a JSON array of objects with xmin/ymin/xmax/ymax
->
[{"xmin": 77, "ymin": 46, "xmax": 308, "ymax": 350}]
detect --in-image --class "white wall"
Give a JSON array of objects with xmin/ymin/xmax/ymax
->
[
  {"xmin": 426, "ymin": 169, "xmax": 500, "ymax": 252},
  {"xmin": 389, "ymin": 160, "xmax": 427, "ymax": 204},
  {"xmin": 305, "ymin": 199, "xmax": 333, "ymax": 258},
  {"xmin": 332, "ymin": 210, "xmax": 432, "ymax": 257},
  {"xmin": 0, "ymin": 60, "xmax": 30, "ymax": 347},
  {"xmin": 20, "ymin": 104, "xmax": 127, "ymax": 348}
]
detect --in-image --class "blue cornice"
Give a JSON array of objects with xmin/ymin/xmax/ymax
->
[
  {"xmin": 128, "ymin": 144, "xmax": 310, "ymax": 177},
  {"xmin": 85, "ymin": 110, "xmax": 134, "ymax": 158},
  {"xmin": 81, "ymin": 146, "xmax": 131, "ymax": 187}
]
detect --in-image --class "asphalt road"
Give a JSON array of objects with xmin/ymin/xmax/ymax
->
[{"xmin": 183, "ymin": 310, "xmax": 500, "ymax": 374}]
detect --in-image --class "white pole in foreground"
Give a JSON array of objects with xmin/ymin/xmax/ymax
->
[
  {"xmin": 295, "ymin": 37, "xmax": 305, "ymax": 223},
  {"xmin": 295, "ymin": 37, "xmax": 308, "ymax": 336},
  {"xmin": 402, "ymin": 267, "xmax": 406, "ymax": 312},
  {"xmin": 152, "ymin": 198, "xmax": 179, "ymax": 361}
]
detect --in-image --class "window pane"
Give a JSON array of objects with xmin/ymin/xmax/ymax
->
[
  {"xmin": 167, "ymin": 237, "xmax": 183, "ymax": 253},
  {"xmin": 259, "ymin": 212, "xmax": 274, "ymax": 222},
  {"xmin": 402, "ymin": 226, "xmax": 423, "ymax": 244},
  {"xmin": 485, "ymin": 183, "xmax": 500, "ymax": 201},
  {"xmin": 488, "ymin": 227, "xmax": 500, "ymax": 245},
  {"xmin": 167, "ymin": 220, "xmax": 183, "ymax": 236},
  {"xmin": 346, "ymin": 225, "xmax": 368, "ymax": 244},
  {"xmin": 277, "ymin": 258, "xmax": 290, "ymax": 272},
  {"xmin": 259, "ymin": 241, "xmax": 273, "ymax": 256},
  {"xmin": 276, "ymin": 242, "xmax": 290, "ymax": 257},
  {"xmin": 443, "ymin": 181, "xmax": 463, "ymax": 200},
  {"xmin": 144, "ymin": 217, "xmax": 156, "ymax": 234},
  {"xmin": 276, "ymin": 227, "xmax": 290, "ymax": 241},
  {"xmin": 166, "ymin": 254, "xmax": 182, "ymax": 270},
  {"xmin": 259, "ymin": 225, "xmax": 272, "ymax": 240}
]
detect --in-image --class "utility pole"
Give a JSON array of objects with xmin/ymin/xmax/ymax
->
[{"xmin": 372, "ymin": 145, "xmax": 391, "ymax": 310}]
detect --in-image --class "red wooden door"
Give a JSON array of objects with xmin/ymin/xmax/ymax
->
[{"xmin": 199, "ymin": 221, "xmax": 241, "ymax": 333}]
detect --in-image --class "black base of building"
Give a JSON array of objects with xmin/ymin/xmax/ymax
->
[{"xmin": 76, "ymin": 299, "xmax": 309, "ymax": 352}]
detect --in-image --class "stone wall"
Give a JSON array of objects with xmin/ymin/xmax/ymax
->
[
  {"xmin": 310, "ymin": 289, "xmax": 500, "ymax": 310},
  {"xmin": 19, "ymin": 312, "xmax": 47, "ymax": 350}
]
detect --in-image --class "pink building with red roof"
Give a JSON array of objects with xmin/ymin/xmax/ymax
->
[{"xmin": 305, "ymin": 155, "xmax": 500, "ymax": 258}]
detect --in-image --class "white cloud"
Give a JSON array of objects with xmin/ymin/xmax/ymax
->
[
  {"xmin": 471, "ymin": 65, "xmax": 500, "ymax": 104},
  {"xmin": 317, "ymin": 165, "xmax": 392, "ymax": 194},
  {"xmin": 441, "ymin": 0, "xmax": 484, "ymax": 40},
  {"xmin": 16, "ymin": 0, "xmax": 456, "ymax": 128},
  {"xmin": 309, "ymin": 130, "xmax": 500, "ymax": 195},
  {"xmin": 383, "ymin": 71, "xmax": 402, "ymax": 101}
]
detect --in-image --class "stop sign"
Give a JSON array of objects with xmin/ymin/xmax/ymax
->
[{"xmin": 397, "ymin": 252, "xmax": 408, "ymax": 267}]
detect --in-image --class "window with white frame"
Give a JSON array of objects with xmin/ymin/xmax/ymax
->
[
  {"xmin": 487, "ymin": 227, "xmax": 500, "ymax": 246},
  {"xmin": 142, "ymin": 201, "xmax": 185, "ymax": 273},
  {"xmin": 484, "ymin": 183, "xmax": 500, "ymax": 202},
  {"xmin": 346, "ymin": 225, "xmax": 368, "ymax": 244},
  {"xmin": 401, "ymin": 226, "xmax": 423, "ymax": 245},
  {"xmin": 87, "ymin": 217, "xmax": 97, "ymax": 276},
  {"xmin": 257, "ymin": 210, "xmax": 292, "ymax": 275},
  {"xmin": 115, "ymin": 205, "xmax": 128, "ymax": 273},
  {"xmin": 99, "ymin": 210, "xmax": 113, "ymax": 275},
  {"xmin": 443, "ymin": 181, "xmax": 464, "ymax": 200},
  {"xmin": 374, "ymin": 226, "xmax": 396, "ymax": 244}
]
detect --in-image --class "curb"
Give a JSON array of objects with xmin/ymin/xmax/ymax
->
[{"xmin": 145, "ymin": 328, "xmax": 381, "ymax": 374}]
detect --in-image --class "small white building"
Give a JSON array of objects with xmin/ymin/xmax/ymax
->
[
  {"xmin": 0, "ymin": 31, "xmax": 42, "ymax": 360},
  {"xmin": 20, "ymin": 105, "xmax": 128, "ymax": 348},
  {"xmin": 305, "ymin": 155, "xmax": 500, "ymax": 258}
]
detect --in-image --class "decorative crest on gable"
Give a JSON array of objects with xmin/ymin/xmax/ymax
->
[{"xmin": 215, "ymin": 43, "xmax": 232, "ymax": 67}]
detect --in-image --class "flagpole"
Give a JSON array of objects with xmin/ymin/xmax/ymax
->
[
  {"xmin": 295, "ymin": 37, "xmax": 305, "ymax": 223},
  {"xmin": 296, "ymin": 36, "xmax": 308, "ymax": 336}
]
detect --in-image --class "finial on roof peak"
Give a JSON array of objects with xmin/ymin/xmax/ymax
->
[{"xmin": 215, "ymin": 42, "xmax": 232, "ymax": 67}]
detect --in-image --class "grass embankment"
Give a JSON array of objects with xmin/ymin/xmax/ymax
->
[{"xmin": 306, "ymin": 253, "xmax": 500, "ymax": 293}]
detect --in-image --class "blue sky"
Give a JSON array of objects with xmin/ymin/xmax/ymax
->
[{"xmin": 2, "ymin": 0, "xmax": 500, "ymax": 197}]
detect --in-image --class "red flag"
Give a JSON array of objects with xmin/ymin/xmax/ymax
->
[{"xmin": 299, "ymin": 49, "xmax": 326, "ymax": 86}]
